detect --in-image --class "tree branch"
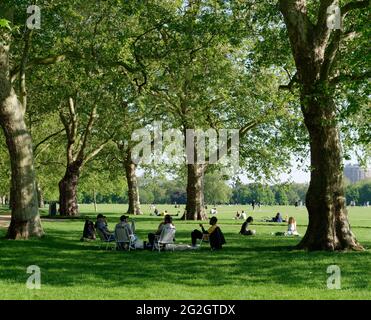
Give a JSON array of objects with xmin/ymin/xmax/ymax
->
[
  {"xmin": 279, "ymin": 72, "xmax": 298, "ymax": 92},
  {"xmin": 330, "ymin": 71, "xmax": 371, "ymax": 84},
  {"xmin": 19, "ymin": 28, "xmax": 32, "ymax": 113},
  {"xmin": 83, "ymin": 139, "xmax": 111, "ymax": 166},
  {"xmin": 76, "ymin": 105, "xmax": 97, "ymax": 162},
  {"xmin": 342, "ymin": 0, "xmax": 370, "ymax": 18},
  {"xmin": 33, "ymin": 128, "xmax": 65, "ymax": 154},
  {"xmin": 320, "ymin": 29, "xmax": 341, "ymax": 80},
  {"xmin": 11, "ymin": 54, "xmax": 68, "ymax": 82}
]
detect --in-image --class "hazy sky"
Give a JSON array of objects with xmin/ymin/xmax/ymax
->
[{"xmin": 237, "ymin": 157, "xmax": 311, "ymax": 185}]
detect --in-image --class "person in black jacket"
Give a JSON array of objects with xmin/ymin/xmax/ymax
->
[
  {"xmin": 209, "ymin": 226, "xmax": 226, "ymax": 250},
  {"xmin": 191, "ymin": 217, "xmax": 226, "ymax": 250},
  {"xmin": 239, "ymin": 216, "xmax": 256, "ymax": 236}
]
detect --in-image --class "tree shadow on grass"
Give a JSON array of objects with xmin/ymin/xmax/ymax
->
[
  {"xmin": 0, "ymin": 215, "xmax": 370, "ymax": 298},
  {"xmin": 0, "ymin": 224, "xmax": 370, "ymax": 296}
]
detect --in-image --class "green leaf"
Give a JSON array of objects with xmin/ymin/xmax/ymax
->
[{"xmin": 0, "ymin": 18, "xmax": 11, "ymax": 30}]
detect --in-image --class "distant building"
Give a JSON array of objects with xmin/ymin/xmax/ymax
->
[{"xmin": 344, "ymin": 164, "xmax": 371, "ymax": 184}]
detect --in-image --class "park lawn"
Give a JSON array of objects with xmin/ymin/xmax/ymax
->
[{"xmin": 0, "ymin": 205, "xmax": 370, "ymax": 300}]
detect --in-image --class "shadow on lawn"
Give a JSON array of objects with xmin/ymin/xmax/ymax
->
[{"xmin": 0, "ymin": 225, "xmax": 370, "ymax": 293}]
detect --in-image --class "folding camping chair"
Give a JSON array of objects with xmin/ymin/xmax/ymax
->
[
  {"xmin": 153, "ymin": 225, "xmax": 176, "ymax": 252},
  {"xmin": 114, "ymin": 224, "xmax": 136, "ymax": 251},
  {"xmin": 96, "ymin": 229, "xmax": 116, "ymax": 250},
  {"xmin": 199, "ymin": 233, "xmax": 209, "ymax": 248}
]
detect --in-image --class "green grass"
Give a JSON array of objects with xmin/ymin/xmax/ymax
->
[{"xmin": 0, "ymin": 204, "xmax": 370, "ymax": 300}]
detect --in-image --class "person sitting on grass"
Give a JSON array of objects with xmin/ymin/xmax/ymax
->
[
  {"xmin": 233, "ymin": 211, "xmax": 241, "ymax": 220},
  {"xmin": 239, "ymin": 216, "xmax": 256, "ymax": 236},
  {"xmin": 285, "ymin": 217, "xmax": 300, "ymax": 236},
  {"xmin": 148, "ymin": 214, "xmax": 175, "ymax": 248},
  {"xmin": 95, "ymin": 214, "xmax": 115, "ymax": 241},
  {"xmin": 191, "ymin": 216, "xmax": 226, "ymax": 250},
  {"xmin": 273, "ymin": 217, "xmax": 300, "ymax": 236},
  {"xmin": 241, "ymin": 210, "xmax": 247, "ymax": 220}
]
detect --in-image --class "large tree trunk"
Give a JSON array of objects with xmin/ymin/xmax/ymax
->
[
  {"xmin": 0, "ymin": 44, "xmax": 43, "ymax": 239},
  {"xmin": 296, "ymin": 93, "xmax": 363, "ymax": 251},
  {"xmin": 185, "ymin": 163, "xmax": 208, "ymax": 220},
  {"xmin": 124, "ymin": 154, "xmax": 141, "ymax": 215},
  {"xmin": 279, "ymin": 0, "xmax": 363, "ymax": 251},
  {"xmin": 58, "ymin": 162, "xmax": 80, "ymax": 216}
]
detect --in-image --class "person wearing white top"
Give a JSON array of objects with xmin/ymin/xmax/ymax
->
[
  {"xmin": 241, "ymin": 211, "xmax": 247, "ymax": 220},
  {"xmin": 285, "ymin": 217, "xmax": 299, "ymax": 236}
]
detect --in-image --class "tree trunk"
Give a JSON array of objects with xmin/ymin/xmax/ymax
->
[
  {"xmin": 0, "ymin": 44, "xmax": 43, "ymax": 239},
  {"xmin": 58, "ymin": 162, "xmax": 80, "ymax": 216},
  {"xmin": 36, "ymin": 181, "xmax": 45, "ymax": 208},
  {"xmin": 278, "ymin": 0, "xmax": 364, "ymax": 251},
  {"xmin": 296, "ymin": 92, "xmax": 363, "ymax": 251},
  {"xmin": 0, "ymin": 93, "xmax": 43, "ymax": 238},
  {"xmin": 93, "ymin": 188, "xmax": 97, "ymax": 213},
  {"xmin": 185, "ymin": 163, "xmax": 208, "ymax": 220},
  {"xmin": 124, "ymin": 154, "xmax": 141, "ymax": 215}
]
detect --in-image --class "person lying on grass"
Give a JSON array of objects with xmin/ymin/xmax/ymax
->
[
  {"xmin": 270, "ymin": 212, "xmax": 286, "ymax": 223},
  {"xmin": 239, "ymin": 216, "xmax": 256, "ymax": 236},
  {"xmin": 191, "ymin": 216, "xmax": 226, "ymax": 250}
]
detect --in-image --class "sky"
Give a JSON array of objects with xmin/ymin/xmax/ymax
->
[{"xmin": 238, "ymin": 158, "xmax": 311, "ymax": 185}]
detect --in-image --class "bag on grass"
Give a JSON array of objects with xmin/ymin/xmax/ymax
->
[{"xmin": 81, "ymin": 219, "xmax": 96, "ymax": 241}]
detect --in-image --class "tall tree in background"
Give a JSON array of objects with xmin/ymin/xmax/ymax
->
[
  {"xmin": 130, "ymin": 1, "xmax": 299, "ymax": 220},
  {"xmin": 278, "ymin": 0, "xmax": 369, "ymax": 250},
  {"xmin": 58, "ymin": 96, "xmax": 110, "ymax": 216}
]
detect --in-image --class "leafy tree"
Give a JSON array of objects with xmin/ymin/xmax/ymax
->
[
  {"xmin": 357, "ymin": 180, "xmax": 371, "ymax": 205},
  {"xmin": 276, "ymin": 0, "xmax": 369, "ymax": 250},
  {"xmin": 274, "ymin": 187, "xmax": 289, "ymax": 205},
  {"xmin": 204, "ymin": 172, "xmax": 233, "ymax": 205}
]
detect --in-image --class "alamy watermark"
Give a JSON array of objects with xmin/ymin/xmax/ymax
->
[
  {"xmin": 129, "ymin": 121, "xmax": 240, "ymax": 174},
  {"xmin": 26, "ymin": 265, "xmax": 41, "ymax": 289},
  {"xmin": 27, "ymin": 5, "xmax": 41, "ymax": 30},
  {"xmin": 326, "ymin": 265, "xmax": 341, "ymax": 289},
  {"xmin": 327, "ymin": 5, "xmax": 341, "ymax": 30}
]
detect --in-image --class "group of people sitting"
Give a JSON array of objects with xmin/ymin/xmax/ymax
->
[
  {"xmin": 81, "ymin": 210, "xmax": 299, "ymax": 250},
  {"xmin": 233, "ymin": 210, "xmax": 247, "ymax": 220},
  {"xmin": 82, "ymin": 213, "xmax": 226, "ymax": 250},
  {"xmin": 237, "ymin": 215, "xmax": 300, "ymax": 237},
  {"xmin": 151, "ymin": 208, "xmax": 180, "ymax": 217}
]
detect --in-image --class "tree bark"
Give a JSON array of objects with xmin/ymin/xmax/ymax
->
[
  {"xmin": 0, "ymin": 43, "xmax": 43, "ymax": 239},
  {"xmin": 185, "ymin": 163, "xmax": 208, "ymax": 220},
  {"xmin": 297, "ymin": 92, "xmax": 363, "ymax": 251},
  {"xmin": 279, "ymin": 0, "xmax": 363, "ymax": 250},
  {"xmin": 124, "ymin": 152, "xmax": 141, "ymax": 215},
  {"xmin": 36, "ymin": 181, "xmax": 45, "ymax": 208},
  {"xmin": 93, "ymin": 187, "xmax": 97, "ymax": 213},
  {"xmin": 58, "ymin": 162, "xmax": 80, "ymax": 216}
]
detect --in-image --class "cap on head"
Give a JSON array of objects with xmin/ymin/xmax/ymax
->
[
  {"xmin": 120, "ymin": 215, "xmax": 128, "ymax": 221},
  {"xmin": 97, "ymin": 214, "xmax": 104, "ymax": 219}
]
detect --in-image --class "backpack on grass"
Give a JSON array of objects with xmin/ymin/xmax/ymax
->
[{"xmin": 80, "ymin": 219, "xmax": 96, "ymax": 241}]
